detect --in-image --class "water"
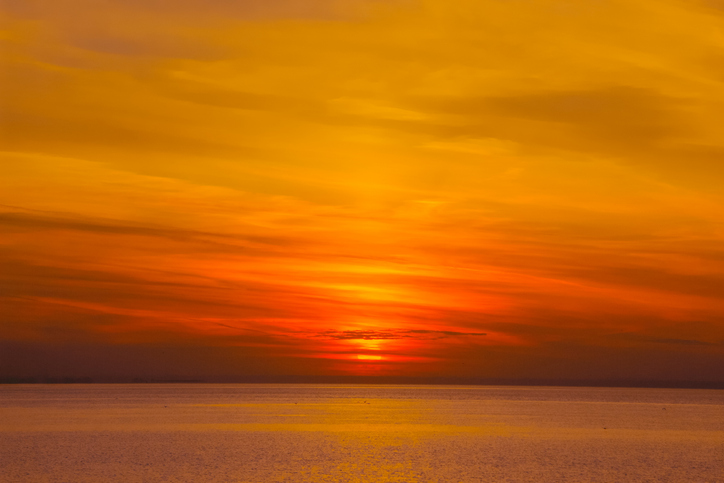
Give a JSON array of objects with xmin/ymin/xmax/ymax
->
[{"xmin": 1, "ymin": 384, "xmax": 723, "ymax": 482}]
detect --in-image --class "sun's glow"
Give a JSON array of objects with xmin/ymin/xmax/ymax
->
[
  {"xmin": 357, "ymin": 354, "xmax": 383, "ymax": 361},
  {"xmin": 354, "ymin": 339, "xmax": 383, "ymax": 351}
]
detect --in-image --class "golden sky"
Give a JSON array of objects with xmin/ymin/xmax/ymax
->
[{"xmin": 2, "ymin": 0, "xmax": 724, "ymax": 382}]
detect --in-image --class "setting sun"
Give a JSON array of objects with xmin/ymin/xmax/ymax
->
[{"xmin": 356, "ymin": 354, "xmax": 383, "ymax": 361}]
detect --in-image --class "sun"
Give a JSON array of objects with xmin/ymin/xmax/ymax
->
[
  {"xmin": 352, "ymin": 337, "xmax": 386, "ymax": 361},
  {"xmin": 357, "ymin": 354, "xmax": 383, "ymax": 361}
]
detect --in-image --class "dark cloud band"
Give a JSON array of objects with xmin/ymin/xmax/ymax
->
[{"xmin": 310, "ymin": 329, "xmax": 486, "ymax": 340}]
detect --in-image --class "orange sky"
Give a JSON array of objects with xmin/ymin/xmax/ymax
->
[{"xmin": 2, "ymin": 0, "xmax": 724, "ymax": 383}]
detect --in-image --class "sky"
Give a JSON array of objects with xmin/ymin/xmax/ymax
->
[{"xmin": 2, "ymin": 0, "xmax": 724, "ymax": 384}]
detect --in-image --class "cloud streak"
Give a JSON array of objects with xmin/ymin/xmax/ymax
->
[{"xmin": 309, "ymin": 329, "xmax": 487, "ymax": 340}]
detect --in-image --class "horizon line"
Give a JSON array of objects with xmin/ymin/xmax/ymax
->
[{"xmin": 3, "ymin": 376, "xmax": 723, "ymax": 390}]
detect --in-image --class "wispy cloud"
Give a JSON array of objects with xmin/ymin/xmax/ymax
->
[{"xmin": 309, "ymin": 329, "xmax": 487, "ymax": 340}]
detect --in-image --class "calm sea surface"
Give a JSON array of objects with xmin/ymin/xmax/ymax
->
[{"xmin": 1, "ymin": 384, "xmax": 723, "ymax": 482}]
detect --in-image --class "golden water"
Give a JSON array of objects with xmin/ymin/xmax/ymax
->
[{"xmin": 1, "ymin": 384, "xmax": 723, "ymax": 482}]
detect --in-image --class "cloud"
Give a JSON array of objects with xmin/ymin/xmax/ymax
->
[
  {"xmin": 310, "ymin": 329, "xmax": 486, "ymax": 340},
  {"xmin": 0, "ymin": 210, "xmax": 294, "ymax": 248},
  {"xmin": 609, "ymin": 331, "xmax": 719, "ymax": 347},
  {"xmin": 648, "ymin": 338, "xmax": 714, "ymax": 346},
  {"xmin": 2, "ymin": 0, "xmax": 402, "ymax": 30},
  {"xmin": 403, "ymin": 86, "xmax": 684, "ymax": 158}
]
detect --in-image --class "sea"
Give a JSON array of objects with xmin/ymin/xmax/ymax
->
[{"xmin": 1, "ymin": 384, "xmax": 723, "ymax": 482}]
